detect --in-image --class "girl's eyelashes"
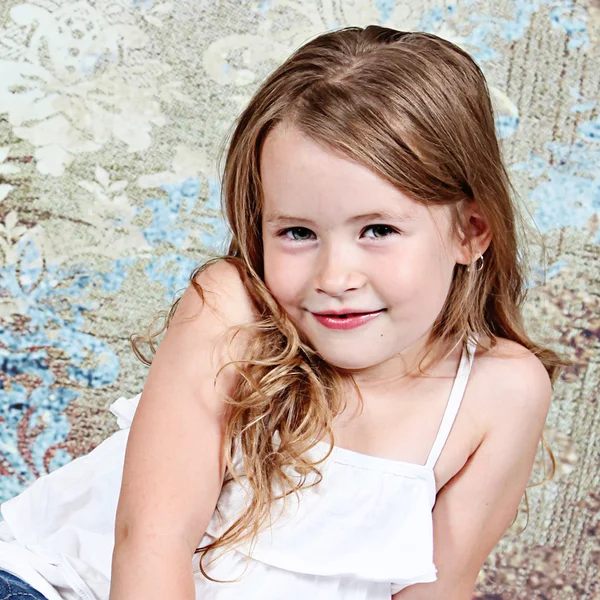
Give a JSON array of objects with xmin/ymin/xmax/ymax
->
[
  {"xmin": 363, "ymin": 224, "xmax": 399, "ymax": 239},
  {"xmin": 279, "ymin": 226, "xmax": 315, "ymax": 241},
  {"xmin": 277, "ymin": 225, "xmax": 400, "ymax": 242}
]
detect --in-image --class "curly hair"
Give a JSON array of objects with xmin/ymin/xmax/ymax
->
[{"xmin": 131, "ymin": 26, "xmax": 567, "ymax": 581}]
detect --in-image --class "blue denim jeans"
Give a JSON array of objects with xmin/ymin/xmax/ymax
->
[{"xmin": 0, "ymin": 569, "xmax": 49, "ymax": 600}]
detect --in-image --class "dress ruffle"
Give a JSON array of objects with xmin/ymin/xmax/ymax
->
[{"xmin": 0, "ymin": 393, "xmax": 438, "ymax": 599}]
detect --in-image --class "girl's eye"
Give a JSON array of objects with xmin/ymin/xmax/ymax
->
[
  {"xmin": 277, "ymin": 225, "xmax": 399, "ymax": 241},
  {"xmin": 362, "ymin": 225, "xmax": 398, "ymax": 239},
  {"xmin": 279, "ymin": 227, "xmax": 315, "ymax": 241}
]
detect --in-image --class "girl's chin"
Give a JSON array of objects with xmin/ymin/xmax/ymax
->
[{"xmin": 312, "ymin": 348, "xmax": 385, "ymax": 372}]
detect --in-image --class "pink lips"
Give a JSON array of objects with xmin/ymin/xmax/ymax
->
[{"xmin": 312, "ymin": 310, "xmax": 384, "ymax": 330}]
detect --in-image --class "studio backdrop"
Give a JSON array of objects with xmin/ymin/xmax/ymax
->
[{"xmin": 0, "ymin": 1, "xmax": 598, "ymax": 598}]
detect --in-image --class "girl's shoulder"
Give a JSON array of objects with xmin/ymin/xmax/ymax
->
[
  {"xmin": 161, "ymin": 258, "xmax": 261, "ymax": 400},
  {"xmin": 186, "ymin": 258, "xmax": 260, "ymax": 329},
  {"xmin": 468, "ymin": 336, "xmax": 552, "ymax": 432},
  {"xmin": 473, "ymin": 336, "xmax": 551, "ymax": 385}
]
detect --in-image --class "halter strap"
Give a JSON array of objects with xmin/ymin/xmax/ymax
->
[{"xmin": 425, "ymin": 337, "xmax": 477, "ymax": 470}]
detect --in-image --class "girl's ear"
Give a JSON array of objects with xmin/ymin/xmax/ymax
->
[{"xmin": 454, "ymin": 203, "xmax": 492, "ymax": 266}]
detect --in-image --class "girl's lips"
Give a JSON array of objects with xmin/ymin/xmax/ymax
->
[{"xmin": 311, "ymin": 310, "xmax": 384, "ymax": 330}]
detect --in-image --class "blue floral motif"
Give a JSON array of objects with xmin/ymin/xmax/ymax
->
[
  {"xmin": 256, "ymin": 0, "xmax": 274, "ymax": 15},
  {"xmin": 496, "ymin": 115, "xmax": 520, "ymax": 139},
  {"xmin": 0, "ymin": 236, "xmax": 126, "ymax": 502},
  {"xmin": 548, "ymin": 4, "xmax": 590, "ymax": 50},
  {"xmin": 146, "ymin": 253, "xmax": 199, "ymax": 301},
  {"xmin": 0, "ymin": 172, "xmax": 230, "ymax": 498},
  {"xmin": 139, "ymin": 176, "xmax": 229, "ymax": 300},
  {"xmin": 419, "ymin": 5, "xmax": 459, "ymax": 34},
  {"xmin": 417, "ymin": 0, "xmax": 598, "ymax": 256},
  {"xmin": 510, "ymin": 86, "xmax": 599, "ymax": 246},
  {"xmin": 0, "ymin": 384, "xmax": 75, "ymax": 485},
  {"xmin": 200, "ymin": 177, "xmax": 231, "ymax": 254},
  {"xmin": 141, "ymin": 178, "xmax": 201, "ymax": 248},
  {"xmin": 512, "ymin": 136, "xmax": 600, "ymax": 242},
  {"xmin": 579, "ymin": 118, "xmax": 600, "ymax": 143},
  {"xmin": 1, "ymin": 170, "xmax": 232, "ymax": 499},
  {"xmin": 376, "ymin": 0, "xmax": 397, "ymax": 23},
  {"xmin": 130, "ymin": 0, "xmax": 154, "ymax": 8},
  {"xmin": 418, "ymin": 0, "xmax": 591, "ymax": 63}
]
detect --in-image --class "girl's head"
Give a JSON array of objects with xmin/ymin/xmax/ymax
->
[
  {"xmin": 260, "ymin": 122, "xmax": 486, "ymax": 376},
  {"xmin": 222, "ymin": 25, "xmax": 529, "ymax": 374},
  {"xmin": 135, "ymin": 25, "xmax": 565, "ymax": 579}
]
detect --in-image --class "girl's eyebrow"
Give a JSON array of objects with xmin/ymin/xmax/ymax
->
[{"xmin": 264, "ymin": 210, "xmax": 417, "ymax": 226}]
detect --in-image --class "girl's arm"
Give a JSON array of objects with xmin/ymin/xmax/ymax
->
[
  {"xmin": 109, "ymin": 260, "xmax": 257, "ymax": 600},
  {"xmin": 110, "ymin": 534, "xmax": 196, "ymax": 599},
  {"xmin": 392, "ymin": 345, "xmax": 552, "ymax": 600}
]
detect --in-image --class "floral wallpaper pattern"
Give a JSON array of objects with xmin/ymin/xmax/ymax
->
[{"xmin": 0, "ymin": 0, "xmax": 599, "ymax": 598}]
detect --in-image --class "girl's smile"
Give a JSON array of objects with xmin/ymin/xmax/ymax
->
[{"xmin": 310, "ymin": 308, "xmax": 386, "ymax": 330}]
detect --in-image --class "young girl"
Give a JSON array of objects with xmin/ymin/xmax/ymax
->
[{"xmin": 0, "ymin": 25, "xmax": 563, "ymax": 600}]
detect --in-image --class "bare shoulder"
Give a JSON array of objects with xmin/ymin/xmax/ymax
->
[
  {"xmin": 470, "ymin": 337, "xmax": 553, "ymax": 433},
  {"xmin": 174, "ymin": 258, "xmax": 259, "ymax": 329},
  {"xmin": 172, "ymin": 258, "xmax": 261, "ymax": 394}
]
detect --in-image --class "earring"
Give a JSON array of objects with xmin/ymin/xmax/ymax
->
[{"xmin": 474, "ymin": 253, "xmax": 484, "ymax": 272}]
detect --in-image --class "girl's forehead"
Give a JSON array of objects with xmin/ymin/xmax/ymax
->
[
  {"xmin": 261, "ymin": 123, "xmax": 389, "ymax": 193},
  {"xmin": 260, "ymin": 123, "xmax": 441, "ymax": 225}
]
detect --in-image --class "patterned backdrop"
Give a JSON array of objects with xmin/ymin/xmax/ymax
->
[{"xmin": 0, "ymin": 0, "xmax": 599, "ymax": 598}]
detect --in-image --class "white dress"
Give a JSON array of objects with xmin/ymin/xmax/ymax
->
[{"xmin": 0, "ymin": 338, "xmax": 476, "ymax": 599}]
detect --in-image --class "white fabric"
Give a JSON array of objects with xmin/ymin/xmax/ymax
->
[{"xmin": 0, "ymin": 338, "xmax": 476, "ymax": 599}]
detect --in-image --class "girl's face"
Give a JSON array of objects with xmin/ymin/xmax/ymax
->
[{"xmin": 260, "ymin": 123, "xmax": 469, "ymax": 381}]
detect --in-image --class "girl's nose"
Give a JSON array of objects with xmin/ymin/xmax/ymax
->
[{"xmin": 315, "ymin": 251, "xmax": 366, "ymax": 297}]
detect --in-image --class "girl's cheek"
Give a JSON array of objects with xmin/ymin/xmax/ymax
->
[{"xmin": 264, "ymin": 253, "xmax": 302, "ymax": 296}]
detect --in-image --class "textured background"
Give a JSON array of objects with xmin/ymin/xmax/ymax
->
[{"xmin": 0, "ymin": 0, "xmax": 599, "ymax": 598}]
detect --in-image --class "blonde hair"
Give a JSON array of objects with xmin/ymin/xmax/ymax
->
[{"xmin": 132, "ymin": 26, "xmax": 567, "ymax": 581}]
